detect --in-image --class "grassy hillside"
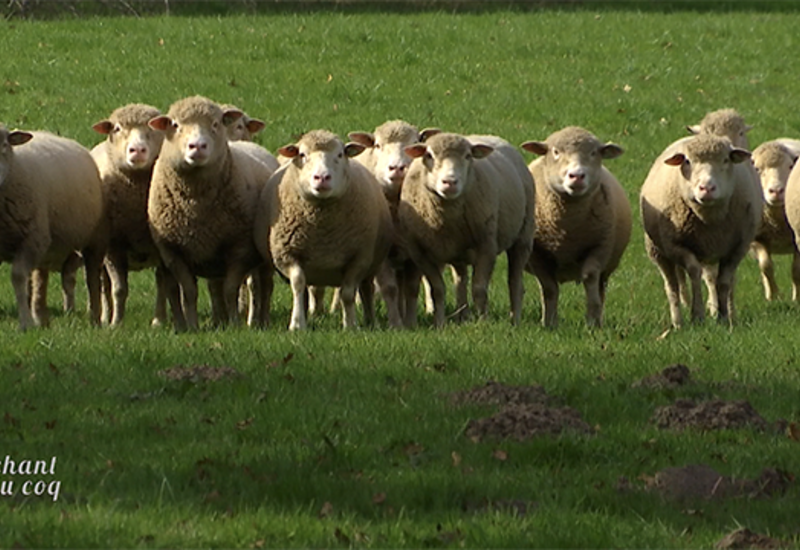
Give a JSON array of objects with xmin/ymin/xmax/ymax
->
[{"xmin": 1, "ymin": 5, "xmax": 800, "ymax": 548}]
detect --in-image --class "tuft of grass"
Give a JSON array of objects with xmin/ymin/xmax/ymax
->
[{"xmin": 1, "ymin": 5, "xmax": 800, "ymax": 548}]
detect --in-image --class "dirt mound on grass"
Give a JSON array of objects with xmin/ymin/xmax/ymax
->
[
  {"xmin": 449, "ymin": 380, "xmax": 552, "ymax": 407},
  {"xmin": 642, "ymin": 464, "xmax": 792, "ymax": 502},
  {"xmin": 652, "ymin": 399, "xmax": 769, "ymax": 431},
  {"xmin": 632, "ymin": 364, "xmax": 692, "ymax": 389},
  {"xmin": 715, "ymin": 528, "xmax": 788, "ymax": 549},
  {"xmin": 157, "ymin": 364, "xmax": 243, "ymax": 382},
  {"xmin": 465, "ymin": 403, "xmax": 593, "ymax": 442}
]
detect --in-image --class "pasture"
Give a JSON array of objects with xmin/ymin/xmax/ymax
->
[{"xmin": 1, "ymin": 3, "xmax": 800, "ymax": 547}]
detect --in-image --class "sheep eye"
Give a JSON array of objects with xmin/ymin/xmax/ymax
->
[
  {"xmin": 375, "ymin": 143, "xmax": 381, "ymax": 150},
  {"xmin": 552, "ymin": 149, "xmax": 560, "ymax": 159}
]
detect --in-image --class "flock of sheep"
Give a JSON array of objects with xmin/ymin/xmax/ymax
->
[{"xmin": 0, "ymin": 98, "xmax": 796, "ymax": 331}]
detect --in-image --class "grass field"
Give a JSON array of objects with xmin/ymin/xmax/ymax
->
[{"xmin": 2, "ymin": 3, "xmax": 800, "ymax": 548}]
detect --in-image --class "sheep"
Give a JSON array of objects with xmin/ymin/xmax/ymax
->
[
  {"xmin": 397, "ymin": 132, "xmax": 535, "ymax": 328},
  {"xmin": 0, "ymin": 125, "xmax": 106, "ymax": 330},
  {"xmin": 520, "ymin": 126, "xmax": 631, "ymax": 328},
  {"xmin": 147, "ymin": 96, "xmax": 274, "ymax": 331},
  {"xmin": 302, "ymin": 119, "xmax": 426, "ymax": 324},
  {"xmin": 687, "ymin": 108, "xmax": 752, "ymax": 149},
  {"xmin": 749, "ymin": 140, "xmax": 800, "ymax": 301},
  {"xmin": 640, "ymin": 134, "xmax": 761, "ymax": 328},
  {"xmin": 220, "ymin": 104, "xmax": 266, "ymax": 142},
  {"xmin": 254, "ymin": 129, "xmax": 395, "ymax": 330},
  {"xmin": 90, "ymin": 103, "xmax": 169, "ymax": 327}
]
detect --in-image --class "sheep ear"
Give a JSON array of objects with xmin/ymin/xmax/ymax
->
[
  {"xmin": 600, "ymin": 143, "xmax": 624, "ymax": 159},
  {"xmin": 664, "ymin": 153, "xmax": 686, "ymax": 166},
  {"xmin": 8, "ymin": 131, "xmax": 33, "ymax": 146},
  {"xmin": 405, "ymin": 144, "xmax": 428, "ymax": 159},
  {"xmin": 222, "ymin": 109, "xmax": 243, "ymax": 127},
  {"xmin": 148, "ymin": 115, "xmax": 174, "ymax": 132},
  {"xmin": 520, "ymin": 141, "xmax": 549, "ymax": 156},
  {"xmin": 471, "ymin": 144, "xmax": 493, "ymax": 159},
  {"xmin": 347, "ymin": 132, "xmax": 376, "ymax": 148},
  {"xmin": 686, "ymin": 124, "xmax": 701, "ymax": 136},
  {"xmin": 278, "ymin": 144, "xmax": 300, "ymax": 158},
  {"xmin": 92, "ymin": 120, "xmax": 114, "ymax": 135},
  {"xmin": 245, "ymin": 119, "xmax": 266, "ymax": 135},
  {"xmin": 729, "ymin": 148, "xmax": 751, "ymax": 164},
  {"xmin": 419, "ymin": 128, "xmax": 442, "ymax": 142},
  {"xmin": 344, "ymin": 142, "xmax": 366, "ymax": 158}
]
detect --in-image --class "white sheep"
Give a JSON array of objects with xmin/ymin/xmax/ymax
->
[
  {"xmin": 749, "ymin": 140, "xmax": 800, "ymax": 300},
  {"xmin": 640, "ymin": 134, "xmax": 761, "ymax": 328},
  {"xmin": 0, "ymin": 125, "xmax": 106, "ymax": 330},
  {"xmin": 147, "ymin": 96, "xmax": 274, "ymax": 331},
  {"xmin": 90, "ymin": 103, "xmax": 168, "ymax": 327},
  {"xmin": 220, "ymin": 104, "xmax": 266, "ymax": 142},
  {"xmin": 520, "ymin": 126, "xmax": 631, "ymax": 327},
  {"xmin": 254, "ymin": 129, "xmax": 395, "ymax": 330},
  {"xmin": 397, "ymin": 132, "xmax": 535, "ymax": 328},
  {"xmin": 687, "ymin": 108, "xmax": 752, "ymax": 149}
]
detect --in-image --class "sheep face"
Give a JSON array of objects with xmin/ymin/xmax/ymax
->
[
  {"xmin": 149, "ymin": 97, "xmax": 242, "ymax": 171},
  {"xmin": 405, "ymin": 133, "xmax": 493, "ymax": 200},
  {"xmin": 279, "ymin": 130, "xmax": 365, "ymax": 200},
  {"xmin": 224, "ymin": 114, "xmax": 265, "ymax": 142},
  {"xmin": 687, "ymin": 108, "xmax": 752, "ymax": 150},
  {"xmin": 522, "ymin": 127, "xmax": 623, "ymax": 198},
  {"xmin": 753, "ymin": 143, "xmax": 796, "ymax": 206},
  {"xmin": 350, "ymin": 121, "xmax": 419, "ymax": 194},
  {"xmin": 0, "ymin": 126, "xmax": 33, "ymax": 188},
  {"xmin": 93, "ymin": 109, "xmax": 164, "ymax": 172},
  {"xmin": 664, "ymin": 135, "xmax": 751, "ymax": 206}
]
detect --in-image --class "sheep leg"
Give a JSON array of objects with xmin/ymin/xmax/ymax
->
[
  {"xmin": 61, "ymin": 252, "xmax": 81, "ymax": 313},
  {"xmin": 375, "ymin": 261, "xmax": 403, "ymax": 329},
  {"xmin": 401, "ymin": 264, "xmax": 422, "ymax": 328},
  {"xmin": 11, "ymin": 252, "xmax": 37, "ymax": 331},
  {"xmin": 307, "ymin": 286, "xmax": 328, "ymax": 316},
  {"xmin": 223, "ymin": 267, "xmax": 249, "ymax": 326},
  {"xmin": 581, "ymin": 263, "xmax": 604, "ymax": 328},
  {"xmin": 157, "ymin": 265, "xmax": 186, "ymax": 332},
  {"xmin": 751, "ymin": 242, "xmax": 778, "ymax": 300},
  {"xmin": 207, "ymin": 278, "xmax": 227, "ymax": 327},
  {"xmin": 165, "ymin": 258, "xmax": 199, "ymax": 331},
  {"xmin": 100, "ymin": 265, "xmax": 112, "ymax": 325},
  {"xmin": 535, "ymin": 271, "xmax": 560, "ymax": 328},
  {"xmin": 252, "ymin": 263, "xmax": 273, "ymax": 327},
  {"xmin": 105, "ymin": 250, "xmax": 129, "ymax": 327},
  {"xmin": 419, "ymin": 261, "xmax": 447, "ymax": 328},
  {"xmin": 452, "ymin": 263, "xmax": 471, "ymax": 322},
  {"xmin": 506, "ymin": 241, "xmax": 531, "ymax": 326},
  {"xmin": 702, "ymin": 265, "xmax": 720, "ymax": 317},
  {"xmin": 82, "ymin": 245, "xmax": 105, "ymax": 327},
  {"xmin": 471, "ymin": 249, "xmax": 497, "ymax": 320},
  {"xmin": 358, "ymin": 278, "xmax": 376, "ymax": 328},
  {"xmin": 650, "ymin": 253, "xmax": 685, "ymax": 328},
  {"xmin": 288, "ymin": 264, "xmax": 308, "ymax": 331},
  {"xmin": 31, "ymin": 268, "xmax": 50, "ymax": 328},
  {"xmin": 792, "ymin": 249, "xmax": 800, "ymax": 301},
  {"xmin": 152, "ymin": 265, "xmax": 169, "ymax": 327}
]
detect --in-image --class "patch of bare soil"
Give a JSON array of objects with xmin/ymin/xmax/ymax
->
[
  {"xmin": 449, "ymin": 380, "xmax": 552, "ymax": 407},
  {"xmin": 652, "ymin": 399, "xmax": 769, "ymax": 431},
  {"xmin": 157, "ymin": 364, "xmax": 243, "ymax": 383},
  {"xmin": 715, "ymin": 528, "xmax": 787, "ymax": 549},
  {"xmin": 465, "ymin": 403, "xmax": 593, "ymax": 442},
  {"xmin": 632, "ymin": 364, "xmax": 692, "ymax": 389},
  {"xmin": 640, "ymin": 464, "xmax": 792, "ymax": 502}
]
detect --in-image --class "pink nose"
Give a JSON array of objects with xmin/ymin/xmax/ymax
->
[
  {"xmin": 698, "ymin": 184, "xmax": 716, "ymax": 194},
  {"xmin": 389, "ymin": 164, "xmax": 407, "ymax": 175},
  {"xmin": 769, "ymin": 187, "xmax": 784, "ymax": 198},
  {"xmin": 188, "ymin": 141, "xmax": 207, "ymax": 152},
  {"xmin": 568, "ymin": 171, "xmax": 585, "ymax": 183}
]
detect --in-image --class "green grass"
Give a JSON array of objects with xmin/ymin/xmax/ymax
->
[{"xmin": 2, "ymin": 4, "xmax": 800, "ymax": 548}]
